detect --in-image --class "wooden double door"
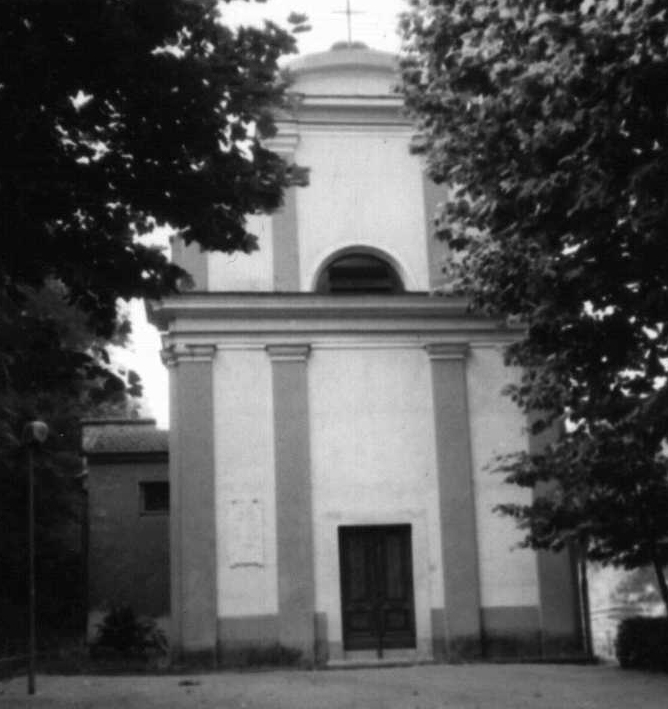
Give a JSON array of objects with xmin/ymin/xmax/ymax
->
[{"xmin": 339, "ymin": 525, "xmax": 416, "ymax": 655}]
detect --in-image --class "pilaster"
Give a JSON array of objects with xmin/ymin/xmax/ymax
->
[
  {"xmin": 164, "ymin": 344, "xmax": 218, "ymax": 662},
  {"xmin": 421, "ymin": 172, "xmax": 448, "ymax": 289},
  {"xmin": 170, "ymin": 236, "xmax": 209, "ymax": 291},
  {"xmin": 266, "ymin": 344, "xmax": 315, "ymax": 661},
  {"xmin": 427, "ymin": 342, "xmax": 482, "ymax": 659},
  {"xmin": 271, "ymin": 133, "xmax": 301, "ymax": 291}
]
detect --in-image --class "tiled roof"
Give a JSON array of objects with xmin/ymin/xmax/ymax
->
[{"xmin": 82, "ymin": 419, "xmax": 168, "ymax": 456}]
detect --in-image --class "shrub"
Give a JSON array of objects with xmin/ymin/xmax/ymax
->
[
  {"xmin": 616, "ymin": 616, "xmax": 668, "ymax": 671},
  {"xmin": 90, "ymin": 606, "xmax": 167, "ymax": 659}
]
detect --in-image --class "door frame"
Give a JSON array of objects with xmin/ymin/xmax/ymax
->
[{"xmin": 338, "ymin": 524, "xmax": 417, "ymax": 657}]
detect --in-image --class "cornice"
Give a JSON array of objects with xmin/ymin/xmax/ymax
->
[
  {"xmin": 148, "ymin": 293, "xmax": 521, "ymax": 342},
  {"xmin": 152, "ymin": 292, "xmax": 474, "ymax": 321},
  {"xmin": 299, "ymin": 95, "xmax": 404, "ymax": 110},
  {"xmin": 275, "ymin": 103, "xmax": 410, "ymax": 128},
  {"xmin": 86, "ymin": 451, "xmax": 169, "ymax": 465}
]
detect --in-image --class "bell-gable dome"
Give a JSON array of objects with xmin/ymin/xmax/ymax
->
[{"xmin": 287, "ymin": 45, "xmax": 398, "ymax": 98}]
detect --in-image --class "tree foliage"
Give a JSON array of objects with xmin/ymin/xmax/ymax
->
[
  {"xmin": 2, "ymin": 0, "xmax": 302, "ymax": 337},
  {"xmin": 0, "ymin": 0, "xmax": 304, "ymax": 640},
  {"xmin": 0, "ymin": 0, "xmax": 303, "ymax": 426},
  {"xmin": 1, "ymin": 0, "xmax": 304, "ymax": 425},
  {"xmin": 0, "ymin": 0, "xmax": 305, "ymax": 433},
  {"xmin": 0, "ymin": 282, "xmax": 141, "ymax": 645},
  {"xmin": 401, "ymin": 0, "xmax": 668, "ymax": 610}
]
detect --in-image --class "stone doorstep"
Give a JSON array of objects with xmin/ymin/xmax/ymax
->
[{"xmin": 327, "ymin": 648, "xmax": 435, "ymax": 670}]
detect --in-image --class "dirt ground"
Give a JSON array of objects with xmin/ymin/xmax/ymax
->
[{"xmin": 2, "ymin": 664, "xmax": 668, "ymax": 709}]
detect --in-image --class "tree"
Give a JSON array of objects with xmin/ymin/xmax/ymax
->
[
  {"xmin": 2, "ymin": 0, "xmax": 304, "ymax": 338},
  {"xmin": 0, "ymin": 280, "xmax": 141, "ymax": 646},
  {"xmin": 613, "ymin": 565, "xmax": 664, "ymax": 609},
  {"xmin": 2, "ymin": 0, "xmax": 307, "ymax": 429},
  {"xmin": 1, "ymin": 0, "xmax": 306, "ymax": 430},
  {"xmin": 400, "ymin": 0, "xmax": 668, "ymax": 611},
  {"xmin": 0, "ymin": 0, "xmax": 306, "ymax": 642},
  {"xmin": 0, "ymin": 0, "xmax": 308, "ymax": 444}
]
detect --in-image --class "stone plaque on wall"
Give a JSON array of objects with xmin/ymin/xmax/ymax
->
[{"xmin": 226, "ymin": 496, "xmax": 264, "ymax": 567}]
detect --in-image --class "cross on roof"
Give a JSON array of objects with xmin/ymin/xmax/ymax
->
[{"xmin": 333, "ymin": 0, "xmax": 365, "ymax": 46}]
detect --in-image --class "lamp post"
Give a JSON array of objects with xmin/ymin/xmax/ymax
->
[{"xmin": 23, "ymin": 420, "xmax": 48, "ymax": 696}]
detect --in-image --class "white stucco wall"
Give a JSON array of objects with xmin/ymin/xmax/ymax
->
[
  {"xmin": 204, "ymin": 128, "xmax": 431, "ymax": 293},
  {"xmin": 289, "ymin": 47, "xmax": 397, "ymax": 97},
  {"xmin": 208, "ymin": 214, "xmax": 274, "ymax": 291},
  {"xmin": 201, "ymin": 48, "xmax": 431, "ymax": 294},
  {"xmin": 292, "ymin": 68, "xmax": 395, "ymax": 96},
  {"xmin": 213, "ymin": 348, "xmax": 278, "ymax": 616},
  {"xmin": 467, "ymin": 345, "xmax": 539, "ymax": 608},
  {"xmin": 296, "ymin": 129, "xmax": 430, "ymax": 291},
  {"xmin": 309, "ymin": 345, "xmax": 443, "ymax": 656}
]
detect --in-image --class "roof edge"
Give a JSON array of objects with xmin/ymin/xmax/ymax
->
[
  {"xmin": 81, "ymin": 417, "xmax": 158, "ymax": 427},
  {"xmin": 85, "ymin": 450, "xmax": 169, "ymax": 465},
  {"xmin": 287, "ymin": 46, "xmax": 397, "ymax": 76}
]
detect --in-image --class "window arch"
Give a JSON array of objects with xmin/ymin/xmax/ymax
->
[{"xmin": 315, "ymin": 251, "xmax": 404, "ymax": 294}]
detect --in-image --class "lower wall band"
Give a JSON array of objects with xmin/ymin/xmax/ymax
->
[
  {"xmin": 218, "ymin": 614, "xmax": 279, "ymax": 645},
  {"xmin": 481, "ymin": 605, "xmax": 541, "ymax": 659},
  {"xmin": 217, "ymin": 615, "xmax": 281, "ymax": 666},
  {"xmin": 196, "ymin": 605, "xmax": 579, "ymax": 664},
  {"xmin": 431, "ymin": 607, "xmax": 447, "ymax": 661}
]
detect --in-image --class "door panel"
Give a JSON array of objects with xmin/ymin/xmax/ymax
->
[{"xmin": 339, "ymin": 525, "xmax": 416, "ymax": 653}]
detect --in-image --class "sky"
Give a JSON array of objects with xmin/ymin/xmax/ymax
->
[
  {"xmin": 222, "ymin": 0, "xmax": 408, "ymax": 54},
  {"xmin": 120, "ymin": 0, "xmax": 409, "ymax": 429}
]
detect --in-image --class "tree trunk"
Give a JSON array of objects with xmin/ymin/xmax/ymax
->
[{"xmin": 651, "ymin": 557, "xmax": 668, "ymax": 616}]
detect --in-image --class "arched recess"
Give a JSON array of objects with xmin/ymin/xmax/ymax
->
[{"xmin": 311, "ymin": 245, "xmax": 411, "ymax": 294}]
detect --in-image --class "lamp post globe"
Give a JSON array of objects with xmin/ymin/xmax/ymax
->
[{"xmin": 23, "ymin": 420, "xmax": 49, "ymax": 445}]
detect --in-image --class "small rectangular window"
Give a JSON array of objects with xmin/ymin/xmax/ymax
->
[{"xmin": 140, "ymin": 481, "xmax": 169, "ymax": 514}]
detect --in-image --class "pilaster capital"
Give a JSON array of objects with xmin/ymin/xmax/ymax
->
[
  {"xmin": 160, "ymin": 348, "xmax": 178, "ymax": 368},
  {"xmin": 161, "ymin": 344, "xmax": 216, "ymax": 366},
  {"xmin": 425, "ymin": 342, "xmax": 470, "ymax": 361},
  {"xmin": 266, "ymin": 344, "xmax": 311, "ymax": 363}
]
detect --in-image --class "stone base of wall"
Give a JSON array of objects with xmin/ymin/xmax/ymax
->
[
  {"xmin": 430, "ymin": 608, "xmax": 447, "ymax": 661},
  {"xmin": 216, "ymin": 615, "xmax": 304, "ymax": 667},
  {"xmin": 218, "ymin": 642, "xmax": 304, "ymax": 668},
  {"xmin": 481, "ymin": 606, "xmax": 542, "ymax": 659},
  {"xmin": 165, "ymin": 607, "xmax": 589, "ymax": 667},
  {"xmin": 480, "ymin": 605, "xmax": 589, "ymax": 661}
]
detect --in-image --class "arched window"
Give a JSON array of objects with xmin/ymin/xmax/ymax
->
[{"xmin": 315, "ymin": 253, "xmax": 404, "ymax": 294}]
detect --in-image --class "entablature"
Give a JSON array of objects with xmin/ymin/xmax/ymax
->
[{"xmin": 149, "ymin": 293, "xmax": 521, "ymax": 346}]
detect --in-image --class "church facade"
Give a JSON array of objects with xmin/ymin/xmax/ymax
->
[{"xmin": 150, "ymin": 46, "xmax": 585, "ymax": 664}]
